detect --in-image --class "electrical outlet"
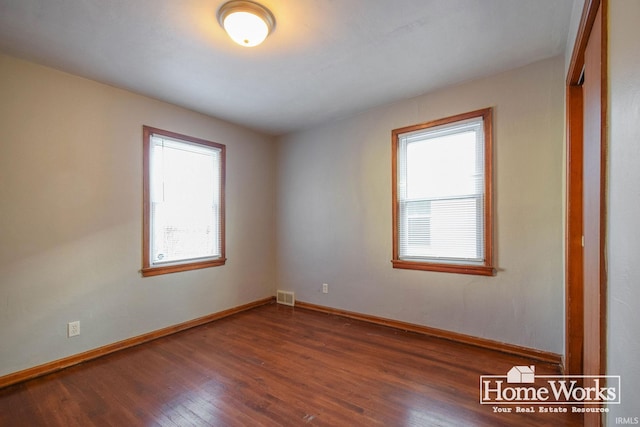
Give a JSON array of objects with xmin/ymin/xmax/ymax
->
[
  {"xmin": 322, "ymin": 283, "xmax": 328, "ymax": 294},
  {"xmin": 68, "ymin": 321, "xmax": 80, "ymax": 337}
]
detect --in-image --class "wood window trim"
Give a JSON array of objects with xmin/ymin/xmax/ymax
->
[
  {"xmin": 391, "ymin": 108, "xmax": 495, "ymax": 276},
  {"xmin": 141, "ymin": 126, "xmax": 226, "ymax": 277}
]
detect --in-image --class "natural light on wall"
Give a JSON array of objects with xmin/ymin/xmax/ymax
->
[{"xmin": 217, "ymin": 0, "xmax": 275, "ymax": 47}]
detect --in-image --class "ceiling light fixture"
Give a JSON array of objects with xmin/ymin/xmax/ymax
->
[{"xmin": 217, "ymin": 0, "xmax": 275, "ymax": 47}]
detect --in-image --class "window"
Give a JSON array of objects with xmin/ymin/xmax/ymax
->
[
  {"xmin": 392, "ymin": 108, "xmax": 494, "ymax": 276},
  {"xmin": 142, "ymin": 126, "xmax": 225, "ymax": 277}
]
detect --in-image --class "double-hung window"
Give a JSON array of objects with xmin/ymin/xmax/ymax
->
[
  {"xmin": 142, "ymin": 126, "xmax": 226, "ymax": 277},
  {"xmin": 392, "ymin": 108, "xmax": 494, "ymax": 276}
]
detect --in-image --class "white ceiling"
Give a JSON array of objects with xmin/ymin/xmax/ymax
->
[{"xmin": 0, "ymin": 0, "xmax": 573, "ymax": 136}]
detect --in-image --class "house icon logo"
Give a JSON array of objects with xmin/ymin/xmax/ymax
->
[{"xmin": 506, "ymin": 365, "xmax": 535, "ymax": 383}]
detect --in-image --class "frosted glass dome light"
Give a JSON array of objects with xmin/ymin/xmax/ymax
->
[{"xmin": 217, "ymin": 1, "xmax": 275, "ymax": 47}]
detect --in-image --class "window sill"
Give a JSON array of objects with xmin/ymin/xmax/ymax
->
[
  {"xmin": 391, "ymin": 259, "xmax": 496, "ymax": 276},
  {"xmin": 142, "ymin": 258, "xmax": 226, "ymax": 277}
]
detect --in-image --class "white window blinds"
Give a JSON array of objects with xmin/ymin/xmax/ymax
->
[
  {"xmin": 149, "ymin": 135, "xmax": 222, "ymax": 265},
  {"xmin": 397, "ymin": 117, "xmax": 485, "ymax": 264}
]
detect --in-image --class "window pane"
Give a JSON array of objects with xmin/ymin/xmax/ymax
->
[
  {"xmin": 150, "ymin": 136, "xmax": 221, "ymax": 265},
  {"xmin": 406, "ymin": 131, "xmax": 478, "ymax": 199},
  {"xmin": 393, "ymin": 109, "xmax": 492, "ymax": 274},
  {"xmin": 400, "ymin": 197, "xmax": 481, "ymax": 260},
  {"xmin": 406, "ymin": 200, "xmax": 431, "ymax": 248}
]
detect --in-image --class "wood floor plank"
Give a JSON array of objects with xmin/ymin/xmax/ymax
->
[{"xmin": 0, "ymin": 303, "xmax": 582, "ymax": 426}]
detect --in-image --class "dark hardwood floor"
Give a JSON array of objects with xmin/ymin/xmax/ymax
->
[{"xmin": 0, "ymin": 303, "xmax": 582, "ymax": 426}]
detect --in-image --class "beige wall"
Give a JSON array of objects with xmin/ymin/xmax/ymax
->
[
  {"xmin": 606, "ymin": 0, "xmax": 640, "ymax": 422},
  {"xmin": 276, "ymin": 56, "xmax": 566, "ymax": 353},
  {"xmin": 0, "ymin": 54, "xmax": 277, "ymax": 376},
  {"xmin": 0, "ymin": 51, "xmax": 571, "ymax": 377}
]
